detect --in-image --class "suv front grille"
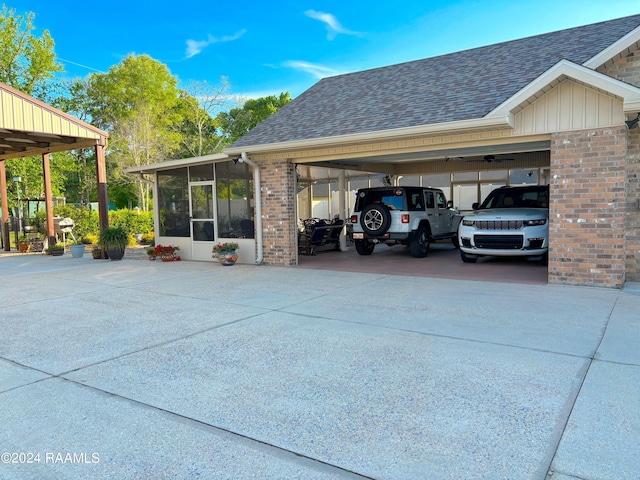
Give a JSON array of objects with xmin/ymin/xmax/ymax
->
[
  {"xmin": 474, "ymin": 235, "xmax": 523, "ymax": 249},
  {"xmin": 474, "ymin": 220, "xmax": 523, "ymax": 230}
]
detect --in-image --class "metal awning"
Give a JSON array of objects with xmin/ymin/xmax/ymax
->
[{"xmin": 0, "ymin": 82, "xmax": 110, "ymax": 250}]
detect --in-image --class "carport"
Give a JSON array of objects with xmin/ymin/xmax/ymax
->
[
  {"xmin": 0, "ymin": 82, "xmax": 109, "ymax": 250},
  {"xmin": 223, "ymin": 15, "xmax": 640, "ymax": 288},
  {"xmin": 294, "ymin": 160, "xmax": 550, "ymax": 284}
]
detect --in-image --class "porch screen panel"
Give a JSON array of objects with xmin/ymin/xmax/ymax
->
[
  {"xmin": 157, "ymin": 167, "xmax": 190, "ymax": 237},
  {"xmin": 215, "ymin": 162, "xmax": 255, "ymax": 238}
]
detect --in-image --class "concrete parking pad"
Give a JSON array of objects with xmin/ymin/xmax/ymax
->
[
  {"xmin": 64, "ymin": 312, "xmax": 588, "ymax": 479},
  {"xmin": 1, "ymin": 253, "xmax": 639, "ymax": 479},
  {"xmin": 595, "ymin": 295, "xmax": 640, "ymax": 365},
  {"xmin": 0, "ymin": 378, "xmax": 354, "ymax": 480},
  {"xmin": 282, "ymin": 276, "xmax": 619, "ymax": 357},
  {"xmin": 550, "ymin": 361, "xmax": 640, "ymax": 480},
  {"xmin": 0, "ymin": 286, "xmax": 267, "ymax": 375},
  {"xmin": 0, "ymin": 359, "xmax": 50, "ymax": 393}
]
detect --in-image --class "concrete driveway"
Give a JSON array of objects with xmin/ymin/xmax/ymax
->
[{"xmin": 0, "ymin": 253, "xmax": 638, "ymax": 480}]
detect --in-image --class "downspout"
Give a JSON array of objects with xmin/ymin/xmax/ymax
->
[{"xmin": 240, "ymin": 152, "xmax": 263, "ymax": 264}]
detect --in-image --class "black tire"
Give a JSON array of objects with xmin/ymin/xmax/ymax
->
[
  {"xmin": 355, "ymin": 239, "xmax": 375, "ymax": 255},
  {"xmin": 451, "ymin": 235, "xmax": 459, "ymax": 248},
  {"xmin": 409, "ymin": 228, "xmax": 430, "ymax": 258},
  {"xmin": 360, "ymin": 204, "xmax": 391, "ymax": 236},
  {"xmin": 460, "ymin": 250, "xmax": 478, "ymax": 263}
]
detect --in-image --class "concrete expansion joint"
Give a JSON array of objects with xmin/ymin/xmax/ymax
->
[{"xmin": 67, "ymin": 374, "xmax": 377, "ymax": 480}]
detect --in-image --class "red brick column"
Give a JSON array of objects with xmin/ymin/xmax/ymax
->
[
  {"xmin": 258, "ymin": 158, "xmax": 297, "ymax": 265},
  {"xmin": 549, "ymin": 127, "xmax": 627, "ymax": 288},
  {"xmin": 627, "ymin": 128, "xmax": 640, "ymax": 281}
]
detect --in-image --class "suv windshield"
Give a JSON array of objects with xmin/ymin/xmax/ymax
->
[{"xmin": 478, "ymin": 186, "xmax": 549, "ymax": 209}]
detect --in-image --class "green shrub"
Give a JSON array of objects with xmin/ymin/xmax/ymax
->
[
  {"xmin": 99, "ymin": 226, "xmax": 128, "ymax": 250},
  {"xmin": 49, "ymin": 206, "xmax": 153, "ymax": 241},
  {"xmin": 53, "ymin": 205, "xmax": 100, "ymax": 240},
  {"xmin": 127, "ymin": 234, "xmax": 137, "ymax": 247},
  {"xmin": 109, "ymin": 209, "xmax": 153, "ymax": 235},
  {"xmin": 81, "ymin": 233, "xmax": 99, "ymax": 245},
  {"xmin": 141, "ymin": 231, "xmax": 155, "ymax": 245}
]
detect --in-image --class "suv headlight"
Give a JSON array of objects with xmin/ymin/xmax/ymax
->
[
  {"xmin": 524, "ymin": 219, "xmax": 547, "ymax": 226},
  {"xmin": 462, "ymin": 219, "xmax": 475, "ymax": 226}
]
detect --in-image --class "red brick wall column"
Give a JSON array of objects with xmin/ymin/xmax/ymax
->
[
  {"xmin": 601, "ymin": 48, "xmax": 640, "ymax": 282},
  {"xmin": 627, "ymin": 128, "xmax": 640, "ymax": 281},
  {"xmin": 549, "ymin": 127, "xmax": 627, "ymax": 288},
  {"xmin": 258, "ymin": 158, "xmax": 297, "ymax": 265}
]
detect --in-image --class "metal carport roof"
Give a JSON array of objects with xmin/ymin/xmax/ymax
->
[{"xmin": 0, "ymin": 81, "xmax": 109, "ymax": 250}]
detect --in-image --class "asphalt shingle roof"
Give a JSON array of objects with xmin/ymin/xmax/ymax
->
[{"xmin": 231, "ymin": 14, "xmax": 640, "ymax": 149}]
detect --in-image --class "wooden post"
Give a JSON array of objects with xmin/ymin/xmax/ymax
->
[
  {"xmin": 42, "ymin": 153, "xmax": 56, "ymax": 247},
  {"xmin": 0, "ymin": 160, "xmax": 10, "ymax": 251},
  {"xmin": 95, "ymin": 138, "xmax": 109, "ymax": 231}
]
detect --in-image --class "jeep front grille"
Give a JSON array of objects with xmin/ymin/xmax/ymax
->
[
  {"xmin": 474, "ymin": 220, "xmax": 523, "ymax": 230},
  {"xmin": 474, "ymin": 235, "xmax": 523, "ymax": 249}
]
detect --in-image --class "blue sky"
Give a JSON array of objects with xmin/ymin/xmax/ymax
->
[{"xmin": 10, "ymin": 1, "xmax": 640, "ymax": 100}]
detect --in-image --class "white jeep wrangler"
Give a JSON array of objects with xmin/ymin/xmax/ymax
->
[{"xmin": 350, "ymin": 186, "xmax": 463, "ymax": 257}]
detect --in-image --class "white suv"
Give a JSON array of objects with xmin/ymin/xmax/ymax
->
[
  {"xmin": 350, "ymin": 186, "xmax": 462, "ymax": 258},
  {"xmin": 458, "ymin": 185, "xmax": 549, "ymax": 263}
]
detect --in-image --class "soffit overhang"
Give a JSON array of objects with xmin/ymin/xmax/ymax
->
[
  {"xmin": 223, "ymin": 116, "xmax": 514, "ymax": 157},
  {"xmin": 124, "ymin": 153, "xmax": 229, "ymax": 175},
  {"xmin": 0, "ymin": 82, "xmax": 109, "ymax": 161}
]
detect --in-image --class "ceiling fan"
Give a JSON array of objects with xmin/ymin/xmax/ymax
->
[{"xmin": 468, "ymin": 155, "xmax": 515, "ymax": 163}]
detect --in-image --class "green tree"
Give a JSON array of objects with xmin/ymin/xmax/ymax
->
[
  {"xmin": 53, "ymin": 78, "xmax": 97, "ymax": 205},
  {"xmin": 0, "ymin": 4, "xmax": 65, "ymax": 216},
  {"xmin": 0, "ymin": 4, "xmax": 62, "ymax": 99},
  {"xmin": 87, "ymin": 54, "xmax": 182, "ymax": 130},
  {"xmin": 86, "ymin": 54, "xmax": 184, "ymax": 209},
  {"xmin": 215, "ymin": 92, "xmax": 292, "ymax": 147},
  {"xmin": 176, "ymin": 78, "xmax": 236, "ymax": 157}
]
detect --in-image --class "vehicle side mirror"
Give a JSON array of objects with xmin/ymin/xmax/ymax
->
[
  {"xmin": 472, "ymin": 202, "xmax": 480, "ymax": 210},
  {"xmin": 447, "ymin": 200, "xmax": 453, "ymax": 209}
]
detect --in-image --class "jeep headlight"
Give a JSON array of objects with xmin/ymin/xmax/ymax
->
[
  {"xmin": 524, "ymin": 219, "xmax": 547, "ymax": 226},
  {"xmin": 462, "ymin": 219, "xmax": 475, "ymax": 226}
]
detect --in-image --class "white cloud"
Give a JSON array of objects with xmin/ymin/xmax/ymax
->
[
  {"xmin": 304, "ymin": 10, "xmax": 361, "ymax": 40},
  {"xmin": 283, "ymin": 61, "xmax": 340, "ymax": 79},
  {"xmin": 185, "ymin": 29, "xmax": 247, "ymax": 59}
]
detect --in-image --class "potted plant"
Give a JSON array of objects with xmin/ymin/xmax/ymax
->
[
  {"xmin": 18, "ymin": 235, "xmax": 30, "ymax": 253},
  {"xmin": 69, "ymin": 243, "xmax": 86, "ymax": 258},
  {"xmin": 99, "ymin": 226, "xmax": 128, "ymax": 261},
  {"xmin": 92, "ymin": 246, "xmax": 106, "ymax": 259},
  {"xmin": 45, "ymin": 243, "xmax": 65, "ymax": 256},
  {"xmin": 148, "ymin": 244, "xmax": 181, "ymax": 261},
  {"xmin": 212, "ymin": 242, "xmax": 239, "ymax": 266}
]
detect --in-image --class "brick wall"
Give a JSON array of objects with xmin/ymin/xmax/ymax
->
[
  {"xmin": 258, "ymin": 158, "xmax": 297, "ymax": 266},
  {"xmin": 602, "ymin": 50, "xmax": 640, "ymax": 282},
  {"xmin": 549, "ymin": 127, "xmax": 627, "ymax": 287},
  {"xmin": 626, "ymin": 129, "xmax": 640, "ymax": 280}
]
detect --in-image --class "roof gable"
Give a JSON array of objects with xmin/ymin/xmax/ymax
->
[
  {"xmin": 488, "ymin": 59, "xmax": 640, "ymax": 117},
  {"xmin": 229, "ymin": 14, "xmax": 640, "ymax": 151}
]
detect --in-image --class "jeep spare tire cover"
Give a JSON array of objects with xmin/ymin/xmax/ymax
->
[{"xmin": 360, "ymin": 204, "xmax": 391, "ymax": 236}]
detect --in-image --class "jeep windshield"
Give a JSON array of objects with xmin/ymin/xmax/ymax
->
[{"xmin": 477, "ymin": 186, "xmax": 549, "ymax": 209}]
